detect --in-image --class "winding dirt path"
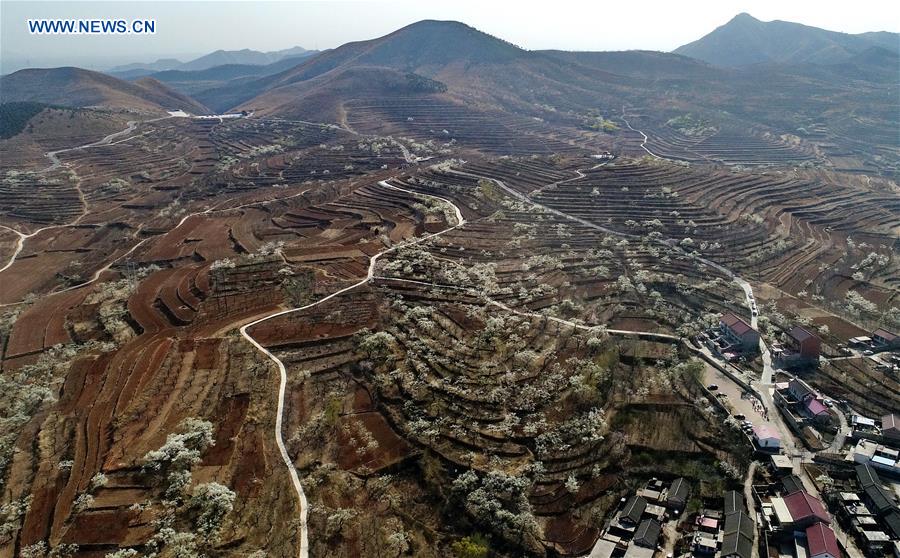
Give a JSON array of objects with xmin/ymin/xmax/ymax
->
[
  {"xmin": 619, "ymin": 108, "xmax": 662, "ymax": 160},
  {"xmin": 0, "ymin": 116, "xmax": 169, "ymax": 278},
  {"xmin": 238, "ymin": 181, "xmax": 465, "ymax": 558}
]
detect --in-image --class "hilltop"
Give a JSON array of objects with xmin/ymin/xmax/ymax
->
[
  {"xmin": 674, "ymin": 12, "xmax": 900, "ymax": 66},
  {"xmin": 0, "ymin": 67, "xmax": 209, "ymax": 114}
]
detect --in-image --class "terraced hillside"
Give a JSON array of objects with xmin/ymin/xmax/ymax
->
[{"xmin": 0, "ymin": 66, "xmax": 896, "ymax": 556}]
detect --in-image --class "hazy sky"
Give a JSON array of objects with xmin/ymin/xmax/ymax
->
[{"xmin": 2, "ymin": 0, "xmax": 898, "ymax": 72}]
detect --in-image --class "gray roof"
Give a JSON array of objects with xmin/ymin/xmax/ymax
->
[
  {"xmin": 633, "ymin": 518, "xmax": 661, "ymax": 548},
  {"xmin": 883, "ymin": 510, "xmax": 900, "ymax": 539},
  {"xmin": 667, "ymin": 477, "xmax": 690, "ymax": 505},
  {"xmin": 864, "ymin": 484, "xmax": 897, "ymax": 515},
  {"xmin": 782, "ymin": 475, "xmax": 804, "ymax": 495},
  {"xmin": 789, "ymin": 378, "xmax": 815, "ymax": 399},
  {"xmin": 856, "ymin": 463, "xmax": 880, "ymax": 489},
  {"xmin": 722, "ymin": 512, "xmax": 755, "ymax": 558},
  {"xmin": 622, "ymin": 495, "xmax": 648, "ymax": 524},
  {"xmin": 724, "ymin": 511, "xmax": 755, "ymax": 540},
  {"xmin": 724, "ymin": 490, "xmax": 744, "ymax": 515},
  {"xmin": 722, "ymin": 530, "xmax": 753, "ymax": 558}
]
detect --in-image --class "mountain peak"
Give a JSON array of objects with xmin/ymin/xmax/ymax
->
[
  {"xmin": 730, "ymin": 12, "xmax": 760, "ymax": 23},
  {"xmin": 674, "ymin": 13, "xmax": 899, "ymax": 66},
  {"xmin": 369, "ymin": 19, "xmax": 525, "ymax": 66}
]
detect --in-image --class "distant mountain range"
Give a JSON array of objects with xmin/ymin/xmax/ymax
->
[
  {"xmin": 115, "ymin": 54, "xmax": 326, "ymax": 106},
  {"xmin": 2, "ymin": 13, "xmax": 896, "ymax": 155},
  {"xmin": 674, "ymin": 12, "xmax": 899, "ymax": 66},
  {"xmin": 108, "ymin": 46, "xmax": 317, "ymax": 77}
]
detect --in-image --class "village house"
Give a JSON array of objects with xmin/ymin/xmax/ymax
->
[
  {"xmin": 872, "ymin": 328, "xmax": 899, "ymax": 349},
  {"xmin": 851, "ymin": 439, "xmax": 900, "ymax": 477},
  {"xmin": 788, "ymin": 377, "xmax": 816, "ymax": 402},
  {"xmin": 848, "ymin": 465, "xmax": 900, "ymax": 555},
  {"xmin": 778, "ymin": 490, "xmax": 831, "ymax": 529},
  {"xmin": 775, "ymin": 326, "xmax": 822, "ymax": 367},
  {"xmin": 771, "ymin": 454, "xmax": 794, "ymax": 476},
  {"xmin": 883, "ymin": 414, "xmax": 900, "ymax": 441},
  {"xmin": 725, "ymin": 490, "xmax": 745, "ymax": 516},
  {"xmin": 806, "ymin": 522, "xmax": 841, "ymax": 558},
  {"xmin": 722, "ymin": 511, "xmax": 755, "ymax": 558},
  {"xmin": 753, "ymin": 424, "xmax": 782, "ymax": 451},
  {"xmin": 632, "ymin": 518, "xmax": 661, "ymax": 549},
  {"xmin": 804, "ymin": 397, "xmax": 834, "ymax": 426},
  {"xmin": 719, "ymin": 312, "xmax": 760, "ymax": 353},
  {"xmin": 666, "ymin": 477, "xmax": 690, "ymax": 511},
  {"xmin": 620, "ymin": 495, "xmax": 647, "ymax": 526},
  {"xmin": 782, "ymin": 474, "xmax": 805, "ymax": 495}
]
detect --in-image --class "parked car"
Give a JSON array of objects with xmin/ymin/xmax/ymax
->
[
  {"xmin": 734, "ymin": 414, "xmax": 746, "ymax": 420},
  {"xmin": 708, "ymin": 384, "xmax": 719, "ymax": 391},
  {"xmin": 863, "ymin": 350, "xmax": 874, "ymax": 356}
]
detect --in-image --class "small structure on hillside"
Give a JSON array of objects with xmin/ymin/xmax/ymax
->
[
  {"xmin": 753, "ymin": 424, "xmax": 782, "ymax": 451},
  {"xmin": 774, "ymin": 326, "xmax": 822, "ymax": 368},
  {"xmin": 872, "ymin": 328, "xmax": 899, "ymax": 349},
  {"xmin": 883, "ymin": 414, "xmax": 900, "ymax": 441}
]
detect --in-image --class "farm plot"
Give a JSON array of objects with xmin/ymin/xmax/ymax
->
[
  {"xmin": 345, "ymin": 97, "xmax": 599, "ymax": 156},
  {"xmin": 0, "ymin": 224, "xmax": 139, "ymax": 304},
  {"xmin": 478, "ymin": 158, "xmax": 899, "ymax": 323},
  {"xmin": 641, "ymin": 123, "xmax": 816, "ymax": 166},
  {"xmin": 814, "ymin": 357, "xmax": 900, "ymax": 417},
  {"xmin": 1, "ymin": 146, "xmax": 459, "ymax": 555}
]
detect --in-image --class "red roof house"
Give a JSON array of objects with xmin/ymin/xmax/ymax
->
[
  {"xmin": 872, "ymin": 328, "xmax": 898, "ymax": 348},
  {"xmin": 784, "ymin": 491, "xmax": 831, "ymax": 528},
  {"xmin": 807, "ymin": 399, "xmax": 828, "ymax": 416},
  {"xmin": 804, "ymin": 399, "xmax": 833, "ymax": 426},
  {"xmin": 720, "ymin": 313, "xmax": 760, "ymax": 353},
  {"xmin": 786, "ymin": 326, "xmax": 821, "ymax": 359},
  {"xmin": 806, "ymin": 522, "xmax": 840, "ymax": 558}
]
